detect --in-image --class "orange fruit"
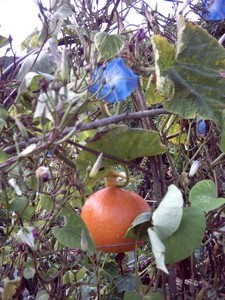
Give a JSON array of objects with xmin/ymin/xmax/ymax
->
[{"xmin": 81, "ymin": 187, "xmax": 149, "ymax": 253}]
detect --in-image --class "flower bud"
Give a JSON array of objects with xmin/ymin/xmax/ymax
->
[
  {"xmin": 36, "ymin": 166, "xmax": 51, "ymax": 182},
  {"xmin": 8, "ymin": 178, "xmax": 22, "ymax": 196},
  {"xmin": 59, "ymin": 48, "xmax": 69, "ymax": 83},
  {"xmin": 189, "ymin": 160, "xmax": 201, "ymax": 177},
  {"xmin": 80, "ymin": 229, "xmax": 88, "ymax": 253},
  {"xmin": 89, "ymin": 153, "xmax": 103, "ymax": 178}
]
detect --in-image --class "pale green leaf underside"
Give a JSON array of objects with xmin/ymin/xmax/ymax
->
[
  {"xmin": 152, "ymin": 184, "xmax": 183, "ymax": 241},
  {"xmin": 148, "ymin": 228, "xmax": 168, "ymax": 274}
]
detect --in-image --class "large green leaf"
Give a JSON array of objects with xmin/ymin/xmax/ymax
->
[
  {"xmin": 164, "ymin": 207, "xmax": 206, "ymax": 264},
  {"xmin": 76, "ymin": 125, "xmax": 167, "ymax": 179},
  {"xmin": 189, "ymin": 180, "xmax": 225, "ymax": 212},
  {"xmin": 52, "ymin": 213, "xmax": 96, "ymax": 252},
  {"xmin": 153, "ymin": 17, "xmax": 225, "ymax": 121},
  {"xmin": 94, "ymin": 32, "xmax": 125, "ymax": 59}
]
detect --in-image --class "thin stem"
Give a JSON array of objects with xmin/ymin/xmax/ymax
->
[{"xmin": 3, "ymin": 108, "xmax": 169, "ymax": 155}]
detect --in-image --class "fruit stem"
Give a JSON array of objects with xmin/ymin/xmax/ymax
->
[{"xmin": 105, "ymin": 167, "xmax": 134, "ymax": 188}]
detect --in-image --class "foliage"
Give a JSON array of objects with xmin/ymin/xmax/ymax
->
[{"xmin": 0, "ymin": 0, "xmax": 225, "ymax": 299}]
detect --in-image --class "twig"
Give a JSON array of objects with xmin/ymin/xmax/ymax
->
[{"xmin": 3, "ymin": 108, "xmax": 169, "ymax": 155}]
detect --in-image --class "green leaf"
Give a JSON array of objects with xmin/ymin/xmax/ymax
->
[
  {"xmin": 39, "ymin": 194, "xmax": 53, "ymax": 211},
  {"xmin": 2, "ymin": 277, "xmax": 21, "ymax": 300},
  {"xmin": 124, "ymin": 291, "xmax": 143, "ymax": 300},
  {"xmin": 63, "ymin": 270, "xmax": 76, "ymax": 285},
  {"xmin": 76, "ymin": 268, "xmax": 87, "ymax": 281},
  {"xmin": 152, "ymin": 185, "xmax": 183, "ymax": 241},
  {"xmin": 167, "ymin": 123, "xmax": 187, "ymax": 145},
  {"xmin": 34, "ymin": 90, "xmax": 56, "ymax": 121},
  {"xmin": 164, "ymin": 207, "xmax": 206, "ymax": 264},
  {"xmin": 153, "ymin": 16, "xmax": 225, "ymax": 122},
  {"xmin": 115, "ymin": 274, "xmax": 136, "ymax": 293},
  {"xmin": 35, "ymin": 289, "xmax": 50, "ymax": 300},
  {"xmin": 76, "ymin": 125, "xmax": 167, "ymax": 180},
  {"xmin": 151, "ymin": 35, "xmax": 175, "ymax": 98},
  {"xmin": 14, "ymin": 116, "xmax": 29, "ymax": 139},
  {"xmin": 22, "ymin": 205, "xmax": 36, "ymax": 221},
  {"xmin": 145, "ymin": 78, "xmax": 164, "ymax": 106},
  {"xmin": 94, "ymin": 32, "xmax": 125, "ymax": 59},
  {"xmin": 0, "ymin": 108, "xmax": 8, "ymax": 131},
  {"xmin": 126, "ymin": 211, "xmax": 152, "ymax": 240},
  {"xmin": 18, "ymin": 72, "xmax": 43, "ymax": 95},
  {"xmin": 16, "ymin": 50, "xmax": 57, "ymax": 82},
  {"xmin": 0, "ymin": 150, "xmax": 7, "ymax": 163},
  {"xmin": 0, "ymin": 118, "xmax": 6, "ymax": 131},
  {"xmin": 189, "ymin": 180, "xmax": 225, "ymax": 212},
  {"xmin": 220, "ymin": 110, "xmax": 225, "ymax": 152},
  {"xmin": 148, "ymin": 228, "xmax": 168, "ymax": 274},
  {"xmin": 23, "ymin": 267, "xmax": 36, "ymax": 280},
  {"xmin": 0, "ymin": 107, "xmax": 8, "ymax": 120},
  {"xmin": 25, "ymin": 72, "xmax": 43, "ymax": 91},
  {"xmin": 0, "ymin": 35, "xmax": 9, "ymax": 48},
  {"xmin": 8, "ymin": 196, "xmax": 28, "ymax": 212},
  {"xmin": 143, "ymin": 291, "xmax": 163, "ymax": 300},
  {"xmin": 52, "ymin": 213, "xmax": 96, "ymax": 252}
]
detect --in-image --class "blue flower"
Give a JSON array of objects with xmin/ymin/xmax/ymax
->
[
  {"xmin": 90, "ymin": 58, "xmax": 138, "ymax": 103},
  {"xmin": 196, "ymin": 116, "xmax": 207, "ymax": 137},
  {"xmin": 202, "ymin": 0, "xmax": 225, "ymax": 20}
]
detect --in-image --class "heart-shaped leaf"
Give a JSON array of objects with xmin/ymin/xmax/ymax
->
[
  {"xmin": 94, "ymin": 32, "xmax": 125, "ymax": 59},
  {"xmin": 189, "ymin": 179, "xmax": 225, "ymax": 212},
  {"xmin": 164, "ymin": 207, "xmax": 206, "ymax": 264},
  {"xmin": 76, "ymin": 125, "xmax": 167, "ymax": 181},
  {"xmin": 153, "ymin": 16, "xmax": 225, "ymax": 121},
  {"xmin": 52, "ymin": 213, "xmax": 96, "ymax": 252}
]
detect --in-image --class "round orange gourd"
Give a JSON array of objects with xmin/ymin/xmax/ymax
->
[{"xmin": 81, "ymin": 186, "xmax": 149, "ymax": 253}]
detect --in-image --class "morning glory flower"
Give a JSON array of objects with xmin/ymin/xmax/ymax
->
[
  {"xmin": 90, "ymin": 57, "xmax": 138, "ymax": 103},
  {"xmin": 202, "ymin": 0, "xmax": 225, "ymax": 20},
  {"xmin": 196, "ymin": 116, "xmax": 207, "ymax": 137}
]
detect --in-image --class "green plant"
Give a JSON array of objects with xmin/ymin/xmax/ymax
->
[{"xmin": 0, "ymin": 0, "xmax": 225, "ymax": 299}]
